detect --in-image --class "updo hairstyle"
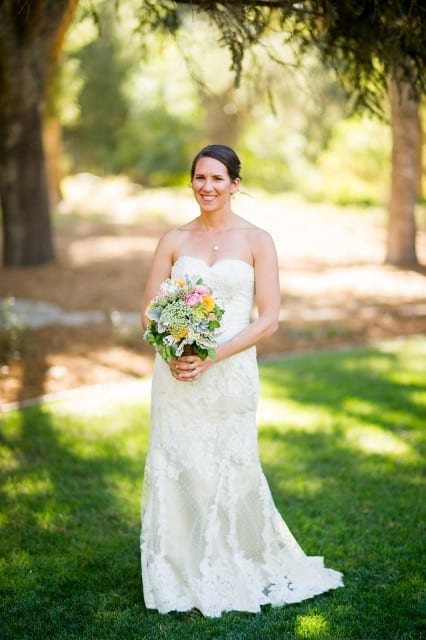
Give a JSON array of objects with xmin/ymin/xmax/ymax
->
[{"xmin": 190, "ymin": 144, "xmax": 242, "ymax": 183}]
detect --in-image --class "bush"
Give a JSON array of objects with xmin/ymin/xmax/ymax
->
[{"xmin": 0, "ymin": 298, "xmax": 27, "ymax": 361}]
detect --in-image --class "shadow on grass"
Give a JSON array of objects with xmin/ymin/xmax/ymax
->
[{"xmin": 0, "ymin": 402, "xmax": 155, "ymax": 640}]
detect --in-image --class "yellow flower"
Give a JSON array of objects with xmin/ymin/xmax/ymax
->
[
  {"xmin": 170, "ymin": 326, "xmax": 188, "ymax": 339},
  {"xmin": 173, "ymin": 278, "xmax": 185, "ymax": 287},
  {"xmin": 202, "ymin": 295, "xmax": 215, "ymax": 313}
]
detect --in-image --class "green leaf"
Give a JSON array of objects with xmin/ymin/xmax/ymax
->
[{"xmin": 163, "ymin": 346, "xmax": 172, "ymax": 362}]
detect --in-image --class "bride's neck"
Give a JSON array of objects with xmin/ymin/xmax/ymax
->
[{"xmin": 197, "ymin": 212, "xmax": 236, "ymax": 231}]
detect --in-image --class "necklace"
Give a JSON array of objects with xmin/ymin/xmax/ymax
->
[{"xmin": 212, "ymin": 243, "xmax": 220, "ymax": 252}]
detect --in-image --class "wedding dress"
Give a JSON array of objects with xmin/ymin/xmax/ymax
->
[{"xmin": 140, "ymin": 255, "xmax": 343, "ymax": 617}]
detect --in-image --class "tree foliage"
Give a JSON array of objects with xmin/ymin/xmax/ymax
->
[
  {"xmin": 63, "ymin": 12, "xmax": 366, "ymax": 193},
  {"xmin": 138, "ymin": 1, "xmax": 426, "ymax": 114},
  {"xmin": 63, "ymin": 4, "xmax": 129, "ymax": 174}
]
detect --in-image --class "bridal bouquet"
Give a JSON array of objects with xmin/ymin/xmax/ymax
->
[{"xmin": 143, "ymin": 275, "xmax": 224, "ymax": 362}]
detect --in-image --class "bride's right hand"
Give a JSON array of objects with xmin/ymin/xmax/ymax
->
[{"xmin": 169, "ymin": 355, "xmax": 207, "ymax": 382}]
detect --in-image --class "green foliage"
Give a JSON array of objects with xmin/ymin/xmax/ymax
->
[
  {"xmin": 115, "ymin": 107, "xmax": 198, "ymax": 186},
  {"xmin": 62, "ymin": 6, "xmax": 202, "ymax": 183},
  {"xmin": 296, "ymin": 116, "xmax": 392, "ymax": 205},
  {"xmin": 0, "ymin": 338, "xmax": 424, "ymax": 639},
  {"xmin": 148, "ymin": 1, "xmax": 426, "ymax": 115},
  {"xmin": 63, "ymin": 3, "xmax": 131, "ymax": 175},
  {"xmin": 0, "ymin": 298, "xmax": 27, "ymax": 361},
  {"xmin": 61, "ymin": 12, "xmax": 392, "ymax": 203}
]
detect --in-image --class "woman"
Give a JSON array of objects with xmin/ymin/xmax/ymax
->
[{"xmin": 140, "ymin": 144, "xmax": 343, "ymax": 618}]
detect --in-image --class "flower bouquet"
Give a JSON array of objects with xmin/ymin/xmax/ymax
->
[{"xmin": 143, "ymin": 275, "xmax": 224, "ymax": 362}]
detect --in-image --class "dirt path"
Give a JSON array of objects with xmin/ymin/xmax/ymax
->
[{"xmin": 1, "ymin": 179, "xmax": 425, "ymax": 405}]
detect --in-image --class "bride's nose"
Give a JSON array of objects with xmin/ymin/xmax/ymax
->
[{"xmin": 202, "ymin": 178, "xmax": 214, "ymax": 191}]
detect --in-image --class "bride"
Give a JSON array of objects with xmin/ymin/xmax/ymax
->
[{"xmin": 140, "ymin": 144, "xmax": 343, "ymax": 617}]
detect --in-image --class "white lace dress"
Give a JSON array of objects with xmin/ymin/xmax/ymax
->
[{"xmin": 140, "ymin": 255, "xmax": 343, "ymax": 617}]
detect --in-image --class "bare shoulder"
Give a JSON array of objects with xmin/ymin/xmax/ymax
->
[
  {"xmin": 157, "ymin": 227, "xmax": 181, "ymax": 247},
  {"xmin": 235, "ymin": 215, "xmax": 270, "ymax": 232},
  {"xmin": 153, "ymin": 227, "xmax": 185, "ymax": 257},
  {"xmin": 247, "ymin": 225, "xmax": 276, "ymax": 254},
  {"xmin": 247, "ymin": 227, "xmax": 278, "ymax": 271},
  {"xmin": 252, "ymin": 226, "xmax": 275, "ymax": 245},
  {"xmin": 176, "ymin": 217, "xmax": 201, "ymax": 231}
]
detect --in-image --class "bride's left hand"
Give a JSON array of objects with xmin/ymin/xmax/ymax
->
[{"xmin": 170, "ymin": 355, "xmax": 212, "ymax": 382}]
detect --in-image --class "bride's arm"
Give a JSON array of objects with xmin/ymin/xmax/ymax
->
[{"xmin": 140, "ymin": 231, "xmax": 177, "ymax": 329}]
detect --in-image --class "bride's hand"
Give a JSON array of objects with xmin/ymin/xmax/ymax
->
[{"xmin": 169, "ymin": 355, "xmax": 212, "ymax": 382}]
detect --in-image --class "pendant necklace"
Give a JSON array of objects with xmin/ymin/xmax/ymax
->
[{"xmin": 212, "ymin": 243, "xmax": 220, "ymax": 252}]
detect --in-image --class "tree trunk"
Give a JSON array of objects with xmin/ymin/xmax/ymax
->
[
  {"xmin": 386, "ymin": 74, "xmax": 420, "ymax": 266},
  {"xmin": 44, "ymin": 117, "xmax": 64, "ymax": 208},
  {"xmin": 416, "ymin": 107, "xmax": 423, "ymax": 200},
  {"xmin": 1, "ymin": 100, "xmax": 54, "ymax": 266},
  {"xmin": 0, "ymin": 0, "xmax": 76, "ymax": 267},
  {"xmin": 198, "ymin": 84, "xmax": 248, "ymax": 151}
]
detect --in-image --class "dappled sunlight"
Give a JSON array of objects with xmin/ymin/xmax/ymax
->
[
  {"xmin": 3, "ymin": 474, "xmax": 53, "ymax": 499},
  {"xmin": 338, "ymin": 337, "xmax": 426, "ymax": 375},
  {"xmin": 260, "ymin": 340, "xmax": 425, "ymax": 438},
  {"xmin": 34, "ymin": 506, "xmax": 64, "ymax": 531},
  {"xmin": 345, "ymin": 425, "xmax": 416, "ymax": 459},
  {"xmin": 0, "ymin": 443, "xmax": 20, "ymax": 474},
  {"xmin": 60, "ymin": 174, "xmax": 198, "ymax": 224},
  {"xmin": 69, "ymin": 234, "xmax": 158, "ymax": 265},
  {"xmin": 107, "ymin": 475, "xmax": 143, "ymax": 510},
  {"xmin": 341, "ymin": 396, "xmax": 420, "ymax": 435},
  {"xmin": 62, "ymin": 413, "xmax": 150, "ymax": 463},
  {"xmin": 341, "ymin": 396, "xmax": 376, "ymax": 417},
  {"xmin": 86, "ymin": 345, "xmax": 153, "ymax": 379},
  {"xmin": 288, "ymin": 476, "xmax": 324, "ymax": 496},
  {"xmin": 50, "ymin": 378, "xmax": 151, "ymax": 420},
  {"xmin": 335, "ymin": 351, "xmax": 398, "ymax": 375},
  {"xmin": 284, "ymin": 264, "xmax": 426, "ymax": 303},
  {"xmin": 380, "ymin": 342, "xmax": 426, "ymax": 380},
  {"xmin": 379, "ymin": 336, "xmax": 426, "ymax": 356},
  {"xmin": 40, "ymin": 348, "xmax": 152, "ymax": 403},
  {"xmin": 295, "ymin": 612, "xmax": 329, "ymax": 637},
  {"xmin": 258, "ymin": 395, "xmax": 334, "ymax": 433},
  {"xmin": 258, "ymin": 197, "xmax": 386, "ymax": 265}
]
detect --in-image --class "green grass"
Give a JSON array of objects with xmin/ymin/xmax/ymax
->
[{"xmin": 1, "ymin": 338, "xmax": 425, "ymax": 640}]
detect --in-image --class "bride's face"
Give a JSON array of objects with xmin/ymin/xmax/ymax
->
[{"xmin": 191, "ymin": 157, "xmax": 239, "ymax": 213}]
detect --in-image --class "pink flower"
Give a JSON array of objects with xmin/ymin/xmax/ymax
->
[
  {"xmin": 194, "ymin": 284, "xmax": 210, "ymax": 296},
  {"xmin": 184, "ymin": 292, "xmax": 203, "ymax": 306}
]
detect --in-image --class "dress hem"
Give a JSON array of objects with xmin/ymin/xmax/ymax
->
[{"xmin": 143, "ymin": 575, "xmax": 344, "ymax": 619}]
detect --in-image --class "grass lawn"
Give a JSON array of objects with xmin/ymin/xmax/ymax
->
[{"xmin": 0, "ymin": 338, "xmax": 425, "ymax": 640}]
